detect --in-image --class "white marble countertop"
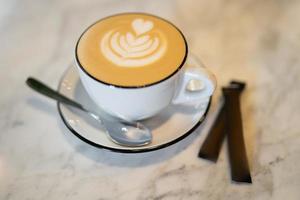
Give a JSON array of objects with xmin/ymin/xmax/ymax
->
[{"xmin": 1, "ymin": 0, "xmax": 300, "ymax": 199}]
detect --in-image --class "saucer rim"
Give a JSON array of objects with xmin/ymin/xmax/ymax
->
[{"xmin": 57, "ymin": 100, "xmax": 211, "ymax": 153}]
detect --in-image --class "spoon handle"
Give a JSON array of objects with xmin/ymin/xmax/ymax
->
[{"xmin": 26, "ymin": 77, "xmax": 86, "ymax": 112}]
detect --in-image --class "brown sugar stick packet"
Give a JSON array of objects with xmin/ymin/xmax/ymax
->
[
  {"xmin": 223, "ymin": 82, "xmax": 252, "ymax": 183},
  {"xmin": 198, "ymin": 102, "xmax": 226, "ymax": 162},
  {"xmin": 198, "ymin": 81, "xmax": 245, "ymax": 162}
]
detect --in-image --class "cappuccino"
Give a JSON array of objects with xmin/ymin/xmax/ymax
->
[{"xmin": 76, "ymin": 13, "xmax": 187, "ymax": 87}]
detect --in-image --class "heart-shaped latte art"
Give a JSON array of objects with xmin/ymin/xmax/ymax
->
[
  {"xmin": 100, "ymin": 17, "xmax": 167, "ymax": 67},
  {"xmin": 132, "ymin": 18, "xmax": 153, "ymax": 36}
]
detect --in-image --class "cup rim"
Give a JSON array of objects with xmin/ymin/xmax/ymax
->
[{"xmin": 75, "ymin": 12, "xmax": 188, "ymax": 89}]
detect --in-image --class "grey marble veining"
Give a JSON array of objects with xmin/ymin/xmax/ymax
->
[{"xmin": 1, "ymin": 0, "xmax": 300, "ymax": 199}]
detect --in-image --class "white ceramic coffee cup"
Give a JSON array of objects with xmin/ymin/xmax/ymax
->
[{"xmin": 76, "ymin": 53, "xmax": 216, "ymax": 121}]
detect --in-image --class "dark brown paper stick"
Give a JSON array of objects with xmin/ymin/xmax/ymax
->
[
  {"xmin": 198, "ymin": 103, "xmax": 226, "ymax": 162},
  {"xmin": 223, "ymin": 87, "xmax": 252, "ymax": 183},
  {"xmin": 198, "ymin": 81, "xmax": 245, "ymax": 162}
]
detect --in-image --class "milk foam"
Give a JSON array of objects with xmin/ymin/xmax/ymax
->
[{"xmin": 100, "ymin": 18, "xmax": 167, "ymax": 67}]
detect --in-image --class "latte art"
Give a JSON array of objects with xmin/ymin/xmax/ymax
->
[
  {"xmin": 76, "ymin": 13, "xmax": 187, "ymax": 87},
  {"xmin": 100, "ymin": 19, "xmax": 167, "ymax": 67}
]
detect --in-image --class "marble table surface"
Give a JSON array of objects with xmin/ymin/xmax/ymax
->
[{"xmin": 1, "ymin": 0, "xmax": 300, "ymax": 199}]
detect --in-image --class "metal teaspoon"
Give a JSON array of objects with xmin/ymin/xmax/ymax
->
[{"xmin": 26, "ymin": 77, "xmax": 152, "ymax": 147}]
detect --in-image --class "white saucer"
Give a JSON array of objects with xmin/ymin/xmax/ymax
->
[{"xmin": 57, "ymin": 64, "xmax": 211, "ymax": 153}]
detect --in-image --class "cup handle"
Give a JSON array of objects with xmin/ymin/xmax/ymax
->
[{"xmin": 172, "ymin": 59, "xmax": 216, "ymax": 104}]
